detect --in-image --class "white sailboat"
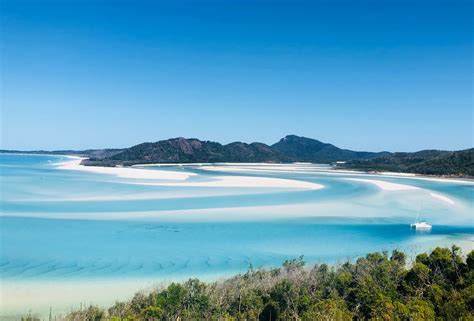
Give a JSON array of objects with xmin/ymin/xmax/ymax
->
[{"xmin": 410, "ymin": 202, "xmax": 432, "ymax": 230}]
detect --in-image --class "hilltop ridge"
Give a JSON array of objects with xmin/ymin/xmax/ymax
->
[
  {"xmin": 80, "ymin": 135, "xmax": 383, "ymax": 166},
  {"xmin": 2, "ymin": 135, "xmax": 472, "ymax": 176}
]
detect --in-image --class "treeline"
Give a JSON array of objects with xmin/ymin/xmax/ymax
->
[
  {"xmin": 82, "ymin": 138, "xmax": 291, "ymax": 167},
  {"xmin": 80, "ymin": 135, "xmax": 386, "ymax": 167},
  {"xmin": 343, "ymin": 149, "xmax": 474, "ymax": 177},
  {"xmin": 23, "ymin": 246, "xmax": 474, "ymax": 321},
  {"xmin": 4, "ymin": 136, "xmax": 472, "ymax": 176},
  {"xmin": 0, "ymin": 149, "xmax": 123, "ymax": 159}
]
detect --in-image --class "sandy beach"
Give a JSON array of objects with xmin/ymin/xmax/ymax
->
[
  {"xmin": 429, "ymin": 192, "xmax": 456, "ymax": 205},
  {"xmin": 0, "ymin": 279, "xmax": 162, "ymax": 320},
  {"xmin": 343, "ymin": 177, "xmax": 457, "ymax": 205},
  {"xmin": 57, "ymin": 158, "xmax": 325, "ymax": 190},
  {"xmin": 2, "ymin": 155, "xmax": 472, "ymax": 321},
  {"xmin": 55, "ymin": 160, "xmax": 465, "ymax": 205},
  {"xmin": 344, "ymin": 178, "xmax": 420, "ymax": 191},
  {"xmin": 124, "ymin": 175, "xmax": 323, "ymax": 189},
  {"xmin": 2, "ymin": 231, "xmax": 472, "ymax": 321},
  {"xmin": 56, "ymin": 157, "xmax": 196, "ymax": 180}
]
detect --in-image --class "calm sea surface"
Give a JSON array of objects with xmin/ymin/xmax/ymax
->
[{"xmin": 0, "ymin": 154, "xmax": 473, "ymax": 317}]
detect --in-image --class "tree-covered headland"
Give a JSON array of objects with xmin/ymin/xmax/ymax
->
[{"xmin": 22, "ymin": 246, "xmax": 474, "ymax": 321}]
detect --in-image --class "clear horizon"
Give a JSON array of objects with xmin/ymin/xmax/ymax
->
[
  {"xmin": 1, "ymin": 0, "xmax": 472, "ymax": 152},
  {"xmin": 0, "ymin": 133, "xmax": 473, "ymax": 153}
]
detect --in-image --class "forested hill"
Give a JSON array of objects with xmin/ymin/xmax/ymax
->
[
  {"xmin": 342, "ymin": 148, "xmax": 474, "ymax": 177},
  {"xmin": 0, "ymin": 148, "xmax": 123, "ymax": 159},
  {"xmin": 80, "ymin": 135, "xmax": 385, "ymax": 166},
  {"xmin": 82, "ymin": 137, "xmax": 292, "ymax": 166},
  {"xmin": 2, "ymin": 136, "xmax": 472, "ymax": 176},
  {"xmin": 271, "ymin": 135, "xmax": 389, "ymax": 162}
]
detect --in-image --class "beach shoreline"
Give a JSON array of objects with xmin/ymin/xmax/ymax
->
[
  {"xmin": 56, "ymin": 158, "xmax": 325, "ymax": 190},
  {"xmin": 333, "ymin": 167, "xmax": 474, "ymax": 184},
  {"xmin": 3, "ymin": 237, "xmax": 473, "ymax": 321},
  {"xmin": 78, "ymin": 156, "xmax": 474, "ymax": 185},
  {"xmin": 2, "ymin": 151, "xmax": 472, "ymax": 184}
]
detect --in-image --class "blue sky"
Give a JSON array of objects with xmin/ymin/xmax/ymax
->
[{"xmin": 1, "ymin": 0, "xmax": 472, "ymax": 151}]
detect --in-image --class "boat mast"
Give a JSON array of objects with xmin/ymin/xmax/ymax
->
[{"xmin": 415, "ymin": 201, "xmax": 422, "ymax": 222}]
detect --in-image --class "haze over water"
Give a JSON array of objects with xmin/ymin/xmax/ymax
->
[{"xmin": 0, "ymin": 154, "xmax": 473, "ymax": 318}]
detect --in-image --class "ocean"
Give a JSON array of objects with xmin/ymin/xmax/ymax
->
[{"xmin": 0, "ymin": 153, "xmax": 472, "ymax": 319}]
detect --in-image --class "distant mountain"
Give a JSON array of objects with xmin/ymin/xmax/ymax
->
[
  {"xmin": 84, "ymin": 135, "xmax": 389, "ymax": 167},
  {"xmin": 3, "ymin": 136, "xmax": 472, "ymax": 176},
  {"xmin": 343, "ymin": 148, "xmax": 474, "ymax": 176},
  {"xmin": 271, "ymin": 135, "xmax": 389, "ymax": 163},
  {"xmin": 0, "ymin": 148, "xmax": 123, "ymax": 159},
  {"xmin": 82, "ymin": 137, "xmax": 290, "ymax": 166}
]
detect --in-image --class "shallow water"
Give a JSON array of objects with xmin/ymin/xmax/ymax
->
[
  {"xmin": 0, "ymin": 154, "xmax": 473, "ymax": 318},
  {"xmin": 1, "ymin": 217, "xmax": 473, "ymax": 280}
]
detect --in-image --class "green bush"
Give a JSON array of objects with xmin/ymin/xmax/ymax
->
[{"xmin": 51, "ymin": 246, "xmax": 473, "ymax": 321}]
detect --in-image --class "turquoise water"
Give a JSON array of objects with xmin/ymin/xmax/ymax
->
[
  {"xmin": 0, "ymin": 153, "xmax": 473, "ymax": 281},
  {"xmin": 1, "ymin": 217, "xmax": 473, "ymax": 281}
]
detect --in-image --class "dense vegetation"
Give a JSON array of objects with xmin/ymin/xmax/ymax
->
[
  {"xmin": 23, "ymin": 246, "xmax": 474, "ymax": 320},
  {"xmin": 82, "ymin": 136, "xmax": 474, "ymax": 176},
  {"xmin": 271, "ymin": 135, "xmax": 388, "ymax": 163},
  {"xmin": 3, "ymin": 136, "xmax": 472, "ymax": 176},
  {"xmin": 82, "ymin": 138, "xmax": 291, "ymax": 166},
  {"xmin": 81, "ymin": 135, "xmax": 384, "ymax": 166},
  {"xmin": 343, "ymin": 148, "xmax": 474, "ymax": 177},
  {"xmin": 0, "ymin": 148, "xmax": 123, "ymax": 159}
]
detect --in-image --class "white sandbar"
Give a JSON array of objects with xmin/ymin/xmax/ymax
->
[
  {"xmin": 56, "ymin": 158, "xmax": 196, "ymax": 181},
  {"xmin": 56, "ymin": 159, "xmax": 324, "ymax": 190},
  {"xmin": 126, "ymin": 175, "xmax": 324, "ymax": 190},
  {"xmin": 430, "ymin": 192, "xmax": 455, "ymax": 205},
  {"xmin": 344, "ymin": 178, "xmax": 420, "ymax": 191}
]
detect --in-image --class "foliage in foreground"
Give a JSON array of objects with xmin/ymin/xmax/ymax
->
[{"xmin": 24, "ymin": 246, "xmax": 474, "ymax": 321}]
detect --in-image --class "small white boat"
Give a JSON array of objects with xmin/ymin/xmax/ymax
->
[
  {"xmin": 411, "ymin": 221, "xmax": 432, "ymax": 230},
  {"xmin": 410, "ymin": 202, "xmax": 432, "ymax": 230}
]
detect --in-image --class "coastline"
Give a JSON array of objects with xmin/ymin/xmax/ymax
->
[
  {"xmin": 79, "ymin": 156, "xmax": 474, "ymax": 185},
  {"xmin": 55, "ymin": 157, "xmax": 196, "ymax": 181},
  {"xmin": 3, "ymin": 238, "xmax": 473, "ymax": 321},
  {"xmin": 334, "ymin": 167, "xmax": 474, "ymax": 185},
  {"xmin": 2, "ymin": 151, "xmax": 472, "ymax": 184},
  {"xmin": 2, "ymin": 154, "xmax": 472, "ymax": 320},
  {"xmin": 343, "ymin": 178, "xmax": 420, "ymax": 191},
  {"xmin": 52, "ymin": 158, "xmax": 464, "ymax": 207},
  {"xmin": 55, "ymin": 158, "xmax": 325, "ymax": 190}
]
